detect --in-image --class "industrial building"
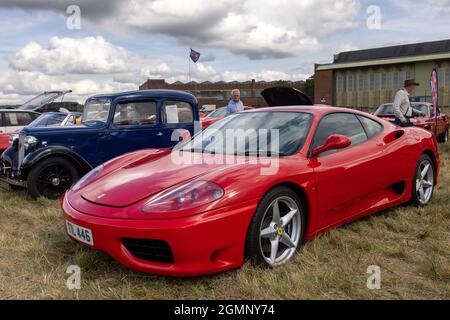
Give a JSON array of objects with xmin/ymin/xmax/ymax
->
[{"xmin": 314, "ymin": 39, "xmax": 450, "ymax": 110}]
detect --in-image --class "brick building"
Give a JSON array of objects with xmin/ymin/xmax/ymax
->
[
  {"xmin": 314, "ymin": 39, "xmax": 450, "ymax": 110},
  {"xmin": 139, "ymin": 79, "xmax": 305, "ymax": 108}
]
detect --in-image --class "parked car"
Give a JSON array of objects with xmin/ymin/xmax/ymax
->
[
  {"xmin": 374, "ymin": 102, "xmax": 449, "ymax": 142},
  {"xmin": 0, "ymin": 90, "xmax": 199, "ymax": 198},
  {"xmin": 16, "ymin": 90, "xmax": 83, "ymax": 113},
  {"xmin": 200, "ymin": 104, "xmax": 216, "ymax": 114},
  {"xmin": 0, "ymin": 133, "xmax": 11, "ymax": 153},
  {"xmin": 27, "ymin": 112, "xmax": 82, "ymax": 128},
  {"xmin": 0, "ymin": 112, "xmax": 83, "ymax": 153},
  {"xmin": 201, "ymin": 106, "xmax": 255, "ymax": 128},
  {"xmin": 61, "ymin": 88, "xmax": 439, "ymax": 277},
  {"xmin": 201, "ymin": 87, "xmax": 314, "ymax": 129},
  {"xmin": 0, "ymin": 109, "xmax": 40, "ymax": 134}
]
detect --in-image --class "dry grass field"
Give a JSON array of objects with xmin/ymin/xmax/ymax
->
[{"xmin": 0, "ymin": 145, "xmax": 449, "ymax": 300}]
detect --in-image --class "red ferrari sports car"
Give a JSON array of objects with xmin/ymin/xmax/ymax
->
[
  {"xmin": 62, "ymin": 89, "xmax": 440, "ymax": 277},
  {"xmin": 374, "ymin": 102, "xmax": 449, "ymax": 143}
]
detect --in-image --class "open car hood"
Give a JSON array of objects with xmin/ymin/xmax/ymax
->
[
  {"xmin": 261, "ymin": 87, "xmax": 313, "ymax": 107},
  {"xmin": 17, "ymin": 90, "xmax": 72, "ymax": 111}
]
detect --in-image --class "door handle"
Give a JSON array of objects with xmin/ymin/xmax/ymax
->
[{"xmin": 156, "ymin": 132, "xmax": 163, "ymax": 137}]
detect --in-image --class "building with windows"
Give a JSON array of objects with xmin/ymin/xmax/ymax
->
[
  {"xmin": 139, "ymin": 79, "xmax": 306, "ymax": 108},
  {"xmin": 314, "ymin": 39, "xmax": 450, "ymax": 110}
]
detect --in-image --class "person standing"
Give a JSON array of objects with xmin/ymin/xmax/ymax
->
[
  {"xmin": 393, "ymin": 79, "xmax": 424, "ymax": 126},
  {"xmin": 226, "ymin": 89, "xmax": 244, "ymax": 115}
]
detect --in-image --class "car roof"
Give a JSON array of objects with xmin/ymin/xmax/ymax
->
[
  {"xmin": 87, "ymin": 89, "xmax": 198, "ymax": 104},
  {"xmin": 0, "ymin": 109, "xmax": 39, "ymax": 113},
  {"xmin": 242, "ymin": 105, "xmax": 368, "ymax": 117}
]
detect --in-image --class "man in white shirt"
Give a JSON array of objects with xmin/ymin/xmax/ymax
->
[
  {"xmin": 393, "ymin": 79, "xmax": 424, "ymax": 126},
  {"xmin": 226, "ymin": 89, "xmax": 244, "ymax": 115}
]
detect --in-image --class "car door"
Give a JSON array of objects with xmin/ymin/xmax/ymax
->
[
  {"xmin": 309, "ymin": 113, "xmax": 386, "ymax": 229},
  {"xmin": 96, "ymin": 99, "xmax": 163, "ymax": 163},
  {"xmin": 160, "ymin": 100, "xmax": 196, "ymax": 143}
]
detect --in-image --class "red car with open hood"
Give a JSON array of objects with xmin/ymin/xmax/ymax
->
[
  {"xmin": 62, "ymin": 88, "xmax": 440, "ymax": 277},
  {"xmin": 374, "ymin": 102, "xmax": 449, "ymax": 143}
]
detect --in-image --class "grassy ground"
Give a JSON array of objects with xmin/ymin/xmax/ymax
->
[{"xmin": 0, "ymin": 145, "xmax": 449, "ymax": 300}]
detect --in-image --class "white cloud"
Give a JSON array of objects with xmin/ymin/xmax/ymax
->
[
  {"xmin": 430, "ymin": 0, "xmax": 450, "ymax": 8},
  {"xmin": 339, "ymin": 43, "xmax": 359, "ymax": 52},
  {"xmin": 219, "ymin": 70, "xmax": 308, "ymax": 82},
  {"xmin": 0, "ymin": 70, "xmax": 136, "ymax": 104},
  {"xmin": 0, "ymin": 0, "xmax": 361, "ymax": 60},
  {"xmin": 9, "ymin": 36, "xmax": 171, "ymax": 79},
  {"xmin": 0, "ymin": 36, "xmax": 310, "ymax": 104},
  {"xmin": 115, "ymin": 0, "xmax": 361, "ymax": 59}
]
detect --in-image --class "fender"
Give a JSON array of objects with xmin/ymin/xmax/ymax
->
[{"xmin": 21, "ymin": 146, "xmax": 93, "ymax": 173}]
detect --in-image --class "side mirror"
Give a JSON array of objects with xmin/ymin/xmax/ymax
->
[{"xmin": 312, "ymin": 134, "xmax": 352, "ymax": 156}]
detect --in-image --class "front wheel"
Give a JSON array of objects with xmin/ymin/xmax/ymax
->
[
  {"xmin": 27, "ymin": 157, "xmax": 79, "ymax": 199},
  {"xmin": 410, "ymin": 154, "xmax": 435, "ymax": 206},
  {"xmin": 245, "ymin": 187, "xmax": 305, "ymax": 267}
]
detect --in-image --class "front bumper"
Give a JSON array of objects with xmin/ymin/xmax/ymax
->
[
  {"xmin": 0, "ymin": 154, "xmax": 26, "ymax": 189},
  {"xmin": 62, "ymin": 194, "xmax": 259, "ymax": 277}
]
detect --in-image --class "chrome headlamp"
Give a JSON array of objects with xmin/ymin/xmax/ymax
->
[
  {"xmin": 9, "ymin": 134, "xmax": 19, "ymax": 147},
  {"xmin": 24, "ymin": 136, "xmax": 38, "ymax": 150}
]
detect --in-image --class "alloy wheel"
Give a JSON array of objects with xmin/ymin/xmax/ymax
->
[
  {"xmin": 415, "ymin": 159, "xmax": 434, "ymax": 205},
  {"xmin": 259, "ymin": 196, "xmax": 301, "ymax": 266}
]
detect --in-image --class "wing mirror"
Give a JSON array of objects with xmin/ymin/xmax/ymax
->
[{"xmin": 312, "ymin": 134, "xmax": 352, "ymax": 156}]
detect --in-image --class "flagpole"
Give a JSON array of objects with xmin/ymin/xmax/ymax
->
[{"xmin": 188, "ymin": 49, "xmax": 191, "ymax": 82}]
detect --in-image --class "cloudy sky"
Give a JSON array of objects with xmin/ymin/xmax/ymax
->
[{"xmin": 0, "ymin": 0, "xmax": 449, "ymax": 104}]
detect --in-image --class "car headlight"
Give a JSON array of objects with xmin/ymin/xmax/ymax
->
[
  {"xmin": 141, "ymin": 180, "xmax": 224, "ymax": 213},
  {"xmin": 9, "ymin": 134, "xmax": 19, "ymax": 146},
  {"xmin": 71, "ymin": 165, "xmax": 104, "ymax": 192},
  {"xmin": 24, "ymin": 136, "xmax": 38, "ymax": 150}
]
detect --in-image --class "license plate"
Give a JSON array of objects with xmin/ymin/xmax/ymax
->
[
  {"xmin": 66, "ymin": 220, "xmax": 94, "ymax": 246},
  {"xmin": 0, "ymin": 179, "xmax": 10, "ymax": 191}
]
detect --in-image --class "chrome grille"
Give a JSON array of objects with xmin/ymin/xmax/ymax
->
[{"xmin": 17, "ymin": 133, "xmax": 25, "ymax": 169}]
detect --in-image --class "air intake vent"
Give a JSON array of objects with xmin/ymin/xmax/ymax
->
[{"xmin": 123, "ymin": 238, "xmax": 174, "ymax": 264}]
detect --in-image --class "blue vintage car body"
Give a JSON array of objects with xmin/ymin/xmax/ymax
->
[{"xmin": 0, "ymin": 89, "xmax": 199, "ymax": 193}]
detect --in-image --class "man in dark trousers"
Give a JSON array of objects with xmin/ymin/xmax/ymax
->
[{"xmin": 393, "ymin": 79, "xmax": 424, "ymax": 126}]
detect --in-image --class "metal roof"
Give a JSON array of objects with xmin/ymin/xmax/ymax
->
[{"xmin": 334, "ymin": 39, "xmax": 450, "ymax": 64}]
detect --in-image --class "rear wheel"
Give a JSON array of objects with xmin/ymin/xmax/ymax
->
[
  {"xmin": 410, "ymin": 154, "xmax": 435, "ymax": 206},
  {"xmin": 245, "ymin": 187, "xmax": 305, "ymax": 267},
  {"xmin": 27, "ymin": 157, "xmax": 79, "ymax": 199}
]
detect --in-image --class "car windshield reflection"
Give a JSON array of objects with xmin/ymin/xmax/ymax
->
[{"xmin": 178, "ymin": 111, "xmax": 313, "ymax": 156}]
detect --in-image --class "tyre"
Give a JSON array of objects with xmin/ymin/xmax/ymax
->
[
  {"xmin": 410, "ymin": 154, "xmax": 435, "ymax": 206},
  {"xmin": 27, "ymin": 157, "xmax": 79, "ymax": 199},
  {"xmin": 438, "ymin": 127, "xmax": 448, "ymax": 143},
  {"xmin": 245, "ymin": 186, "xmax": 306, "ymax": 267}
]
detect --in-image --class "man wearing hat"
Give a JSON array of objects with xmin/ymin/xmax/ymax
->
[{"xmin": 392, "ymin": 79, "xmax": 424, "ymax": 126}]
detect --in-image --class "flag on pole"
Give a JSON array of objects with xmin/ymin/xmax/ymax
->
[
  {"xmin": 190, "ymin": 48, "xmax": 201, "ymax": 63},
  {"xmin": 430, "ymin": 68, "xmax": 438, "ymax": 135}
]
